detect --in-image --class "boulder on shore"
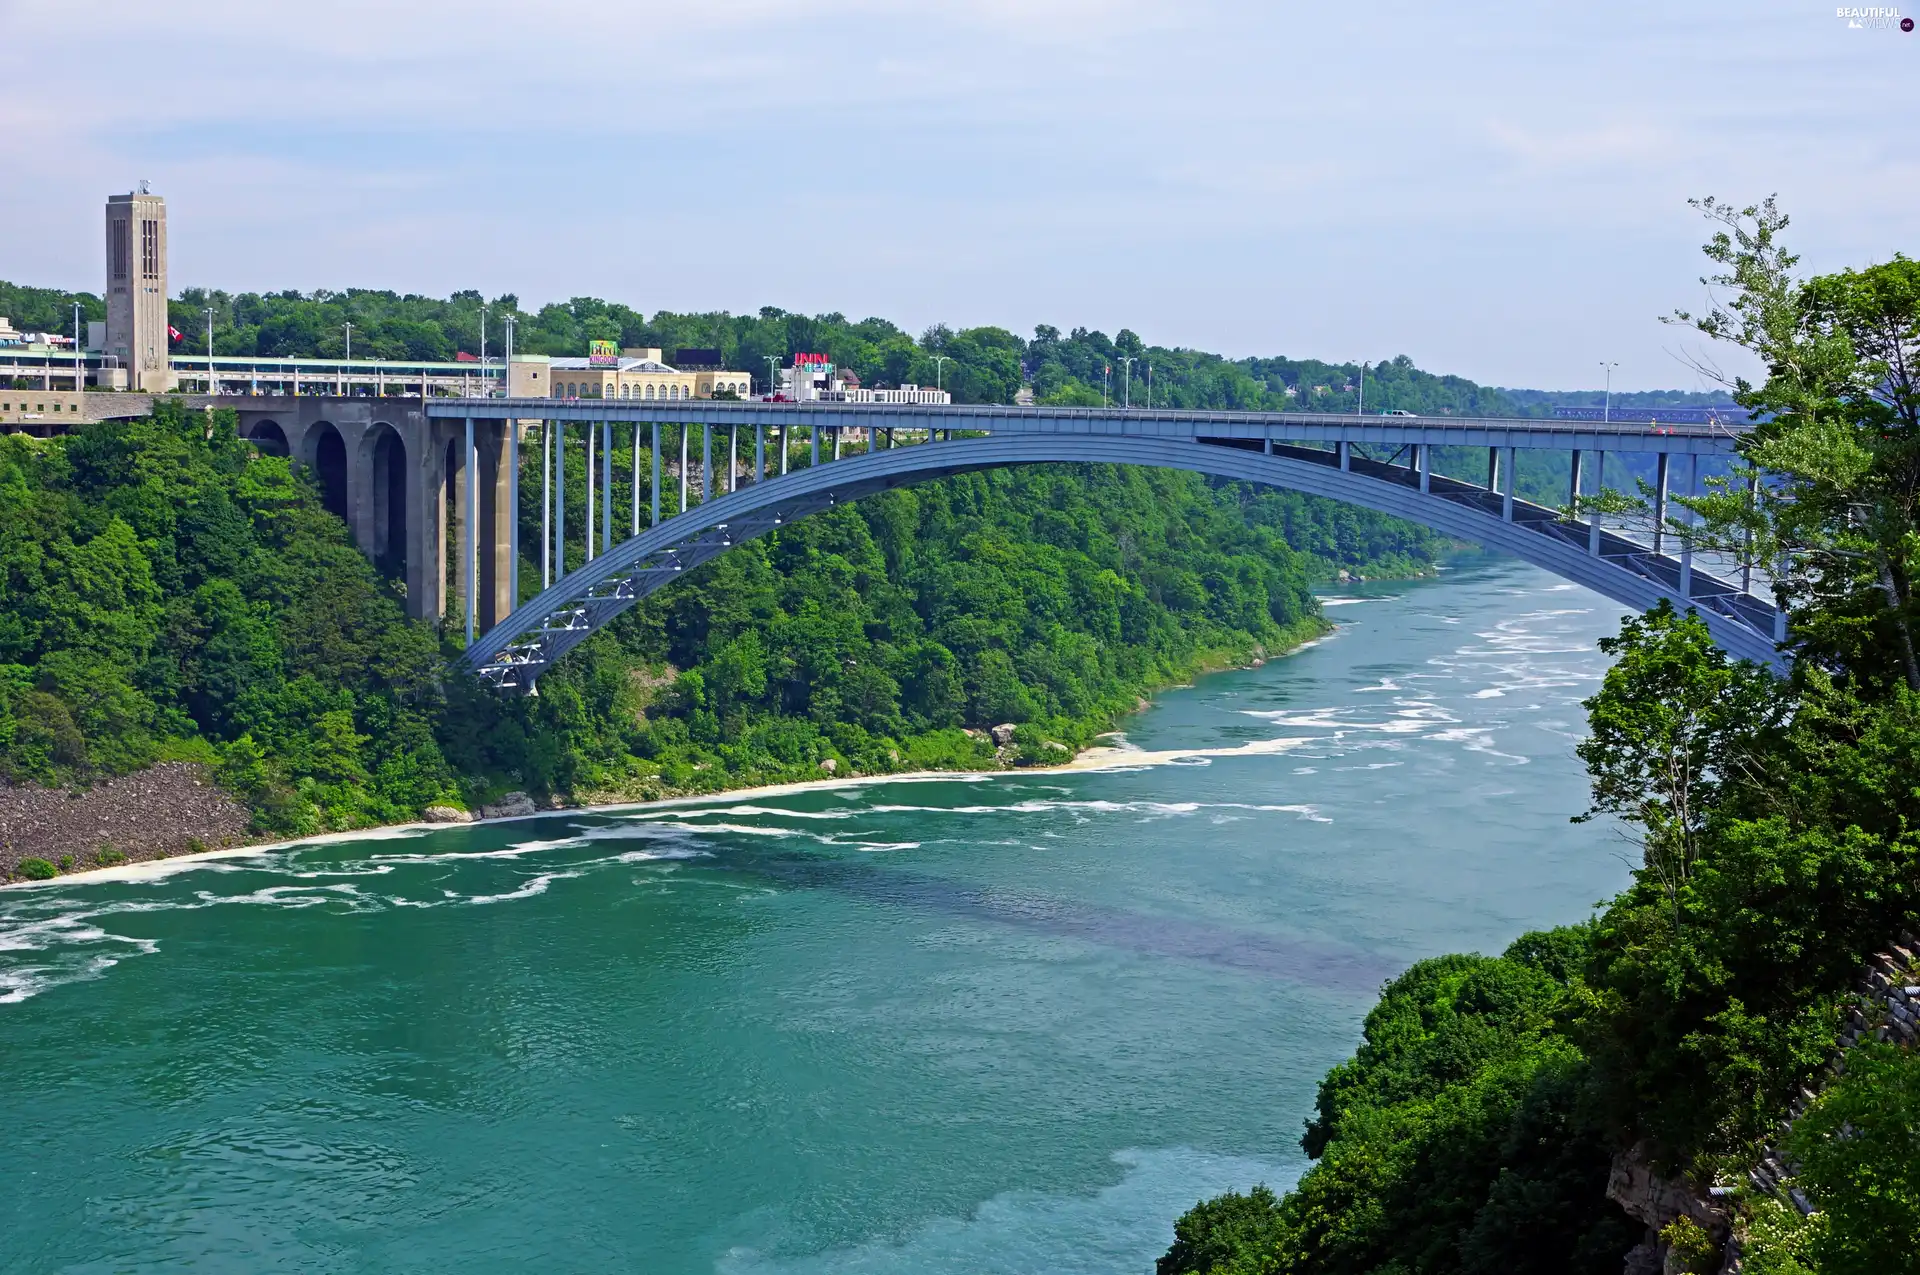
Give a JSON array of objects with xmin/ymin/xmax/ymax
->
[
  {"xmin": 422, "ymin": 804, "xmax": 474, "ymax": 824},
  {"xmin": 480, "ymin": 792, "xmax": 537, "ymax": 819},
  {"xmin": 818, "ymin": 758, "xmax": 838, "ymax": 775},
  {"xmin": 990, "ymin": 723, "xmax": 1018, "ymax": 746}
]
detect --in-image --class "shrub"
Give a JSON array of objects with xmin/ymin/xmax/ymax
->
[
  {"xmin": 16, "ymin": 857, "xmax": 57, "ymax": 880},
  {"xmin": 95, "ymin": 845, "xmax": 126, "ymax": 865},
  {"xmin": 56, "ymin": 854, "xmax": 74, "ymax": 871},
  {"xmin": 1660, "ymin": 1217, "xmax": 1719, "ymax": 1274}
]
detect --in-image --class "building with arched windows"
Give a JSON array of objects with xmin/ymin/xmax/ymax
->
[{"xmin": 511, "ymin": 348, "xmax": 752, "ymax": 401}]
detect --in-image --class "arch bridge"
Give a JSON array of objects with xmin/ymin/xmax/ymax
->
[{"xmin": 417, "ymin": 399, "xmax": 1779, "ymax": 692}]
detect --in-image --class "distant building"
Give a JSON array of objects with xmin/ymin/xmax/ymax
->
[
  {"xmin": 105, "ymin": 183, "xmax": 173, "ymax": 392},
  {"xmin": 779, "ymin": 354, "xmax": 950, "ymax": 404},
  {"xmin": 539, "ymin": 347, "xmax": 750, "ymax": 400}
]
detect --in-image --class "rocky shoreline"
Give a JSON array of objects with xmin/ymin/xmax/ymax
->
[{"xmin": 0, "ymin": 762, "xmax": 253, "ymax": 878}]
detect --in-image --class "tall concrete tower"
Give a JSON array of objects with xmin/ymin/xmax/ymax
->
[{"xmin": 105, "ymin": 183, "xmax": 173, "ymax": 392}]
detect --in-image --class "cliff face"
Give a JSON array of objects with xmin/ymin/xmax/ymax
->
[{"xmin": 1606, "ymin": 1144, "xmax": 1729, "ymax": 1275}]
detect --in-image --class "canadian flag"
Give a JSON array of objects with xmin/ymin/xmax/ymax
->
[{"xmin": 167, "ymin": 325, "xmax": 184, "ymax": 342}]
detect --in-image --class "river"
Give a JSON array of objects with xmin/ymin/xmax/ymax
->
[{"xmin": 0, "ymin": 556, "xmax": 1633, "ymax": 1273}]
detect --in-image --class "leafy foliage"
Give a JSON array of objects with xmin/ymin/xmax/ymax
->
[
  {"xmin": 1784, "ymin": 1044, "xmax": 1920, "ymax": 1275},
  {"xmin": 1163, "ymin": 203, "xmax": 1920, "ymax": 1275}
]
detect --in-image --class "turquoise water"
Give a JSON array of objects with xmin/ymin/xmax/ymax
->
[{"xmin": 0, "ymin": 558, "xmax": 1632, "ymax": 1273}]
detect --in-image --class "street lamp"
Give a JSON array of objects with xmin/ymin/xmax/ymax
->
[
  {"xmin": 931, "ymin": 354, "xmax": 953, "ymax": 395},
  {"xmin": 1146, "ymin": 362, "xmax": 1152, "ymax": 410},
  {"xmin": 503, "ymin": 315, "xmax": 516, "ymax": 399},
  {"xmin": 207, "ymin": 306, "xmax": 217, "ymax": 394},
  {"xmin": 1118, "ymin": 356, "xmax": 1137, "ymax": 408},
  {"xmin": 479, "ymin": 304, "xmax": 489, "ymax": 395},
  {"xmin": 1600, "ymin": 361, "xmax": 1619, "ymax": 423},
  {"xmin": 1357, "ymin": 361, "xmax": 1368, "ymax": 416},
  {"xmin": 1102, "ymin": 364, "xmax": 1110, "ymax": 408},
  {"xmin": 72, "ymin": 302, "xmax": 84, "ymax": 395},
  {"xmin": 765, "ymin": 355, "xmax": 780, "ymax": 398}
]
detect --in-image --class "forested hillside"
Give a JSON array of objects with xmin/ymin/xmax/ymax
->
[
  {"xmin": 0, "ymin": 397, "xmax": 1445, "ymax": 857},
  {"xmin": 1157, "ymin": 206, "xmax": 1920, "ymax": 1275}
]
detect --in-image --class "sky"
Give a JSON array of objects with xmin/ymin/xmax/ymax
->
[{"xmin": 0, "ymin": 0, "xmax": 1913, "ymax": 389}]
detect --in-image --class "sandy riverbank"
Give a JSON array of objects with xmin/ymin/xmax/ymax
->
[
  {"xmin": 6, "ymin": 615, "xmax": 1351, "ymax": 892},
  {"xmin": 3, "ymin": 716, "xmax": 1339, "ymax": 892}
]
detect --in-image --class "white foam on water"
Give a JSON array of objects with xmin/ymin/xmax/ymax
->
[
  {"xmin": 0, "ymin": 911, "xmax": 163, "ymax": 1004},
  {"xmin": 368, "ymin": 837, "xmax": 590, "ymax": 863},
  {"xmin": 466, "ymin": 871, "xmax": 579, "ymax": 905}
]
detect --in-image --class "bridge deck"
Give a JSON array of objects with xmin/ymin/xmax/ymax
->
[{"xmin": 428, "ymin": 397, "xmax": 1748, "ymax": 456}]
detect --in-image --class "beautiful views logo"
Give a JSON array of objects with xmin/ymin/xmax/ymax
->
[{"xmin": 1835, "ymin": 5, "xmax": 1912, "ymax": 28}]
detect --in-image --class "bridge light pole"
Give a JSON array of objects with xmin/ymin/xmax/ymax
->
[
  {"xmin": 205, "ymin": 306, "xmax": 216, "ymax": 394},
  {"xmin": 1357, "ymin": 362, "xmax": 1368, "ymax": 417},
  {"xmin": 932, "ymin": 354, "xmax": 953, "ymax": 398},
  {"xmin": 503, "ymin": 315, "xmax": 517, "ymax": 402},
  {"xmin": 764, "ymin": 356, "xmax": 779, "ymax": 399},
  {"xmin": 1600, "ymin": 362, "xmax": 1618, "ymax": 423},
  {"xmin": 1119, "ymin": 356, "xmax": 1136, "ymax": 408}
]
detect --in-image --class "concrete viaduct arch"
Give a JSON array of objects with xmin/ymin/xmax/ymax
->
[
  {"xmin": 221, "ymin": 398, "xmax": 516, "ymax": 626},
  {"xmin": 436, "ymin": 404, "xmax": 1782, "ymax": 693}
]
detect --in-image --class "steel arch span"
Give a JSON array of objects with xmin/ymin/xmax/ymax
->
[{"xmin": 459, "ymin": 433, "xmax": 1785, "ymax": 691}]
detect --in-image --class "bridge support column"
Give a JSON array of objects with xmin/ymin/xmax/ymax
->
[
  {"xmin": 1589, "ymin": 451, "xmax": 1604, "ymax": 556},
  {"xmin": 781, "ymin": 428, "xmax": 790, "ymax": 474},
  {"xmin": 812, "ymin": 425, "xmax": 820, "ymax": 467},
  {"xmin": 601, "ymin": 421, "xmax": 613, "ymax": 553},
  {"xmin": 833, "ymin": 426, "xmax": 842, "ymax": 460},
  {"xmin": 464, "ymin": 417, "xmax": 476, "ymax": 645},
  {"xmin": 632, "ymin": 424, "xmax": 642, "ymax": 535},
  {"xmin": 1337, "ymin": 440, "xmax": 1350, "ymax": 471},
  {"xmin": 476, "ymin": 420, "xmax": 514, "ymax": 629},
  {"xmin": 554, "ymin": 421, "xmax": 566, "ymax": 583},
  {"xmin": 702, "ymin": 425, "xmax": 712, "ymax": 503},
  {"xmin": 508, "ymin": 420, "xmax": 520, "ymax": 608},
  {"xmin": 1653, "ymin": 453, "xmax": 1669, "ymax": 553},
  {"xmin": 1742, "ymin": 474, "xmax": 1757, "ymax": 593},
  {"xmin": 756, "ymin": 425, "xmax": 765, "ymax": 482},
  {"xmin": 730, "ymin": 427, "xmax": 739, "ymax": 493},
  {"xmin": 541, "ymin": 423, "xmax": 552, "ymax": 588},
  {"xmin": 1262, "ymin": 437, "xmax": 1273, "ymax": 456},
  {"xmin": 1678, "ymin": 454, "xmax": 1696, "ymax": 601},
  {"xmin": 869, "ymin": 425, "xmax": 878, "ymax": 453},
  {"xmin": 1488, "ymin": 447, "xmax": 1498, "ymax": 491},
  {"xmin": 679, "ymin": 424, "xmax": 689, "ymax": 511},
  {"xmin": 1416, "ymin": 443, "xmax": 1429, "ymax": 493},
  {"xmin": 584, "ymin": 421, "xmax": 595, "ymax": 564},
  {"xmin": 1569, "ymin": 449, "xmax": 1583, "ymax": 511},
  {"xmin": 651, "ymin": 424, "xmax": 661, "ymax": 527},
  {"xmin": 1501, "ymin": 447, "xmax": 1515, "ymax": 521}
]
